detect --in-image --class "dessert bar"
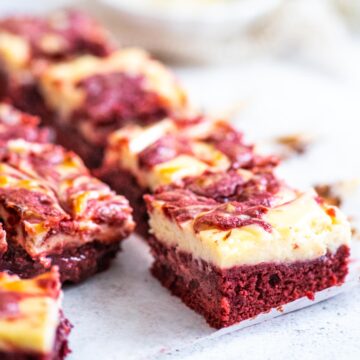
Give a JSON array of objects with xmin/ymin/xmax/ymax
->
[
  {"xmin": 0, "ymin": 134, "xmax": 134, "ymax": 283},
  {"xmin": 0, "ymin": 268, "xmax": 72, "ymax": 359},
  {"xmin": 144, "ymin": 170, "xmax": 351, "ymax": 328}
]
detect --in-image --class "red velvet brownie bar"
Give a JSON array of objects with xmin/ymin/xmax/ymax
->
[
  {"xmin": 0, "ymin": 138, "xmax": 135, "ymax": 283},
  {"xmin": 0, "ymin": 268, "xmax": 72, "ymax": 360},
  {"xmin": 99, "ymin": 117, "xmax": 277, "ymax": 235},
  {"xmin": 0, "ymin": 10, "xmax": 114, "ymax": 118},
  {"xmin": 37, "ymin": 48, "xmax": 188, "ymax": 167},
  {"xmin": 144, "ymin": 171, "xmax": 351, "ymax": 328}
]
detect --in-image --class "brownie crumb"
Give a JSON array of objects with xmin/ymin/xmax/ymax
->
[
  {"xmin": 315, "ymin": 184, "xmax": 342, "ymax": 207},
  {"xmin": 275, "ymin": 133, "xmax": 314, "ymax": 159}
]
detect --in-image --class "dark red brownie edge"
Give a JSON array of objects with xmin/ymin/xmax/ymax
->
[
  {"xmin": 149, "ymin": 236, "xmax": 350, "ymax": 329},
  {"xmin": 97, "ymin": 166, "xmax": 149, "ymax": 237},
  {"xmin": 0, "ymin": 311, "xmax": 72, "ymax": 360},
  {"xmin": 0, "ymin": 240, "xmax": 120, "ymax": 284}
]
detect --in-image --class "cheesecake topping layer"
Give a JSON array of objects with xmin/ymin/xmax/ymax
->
[
  {"xmin": 138, "ymin": 135, "xmax": 193, "ymax": 169},
  {"xmin": 149, "ymin": 170, "xmax": 280, "ymax": 232},
  {"xmin": 146, "ymin": 171, "xmax": 351, "ymax": 267},
  {"xmin": 0, "ymin": 268, "xmax": 61, "ymax": 354},
  {"xmin": 40, "ymin": 48, "xmax": 187, "ymax": 122},
  {"xmin": 0, "ymin": 139, "xmax": 134, "ymax": 260},
  {"xmin": 104, "ymin": 117, "xmax": 277, "ymax": 191}
]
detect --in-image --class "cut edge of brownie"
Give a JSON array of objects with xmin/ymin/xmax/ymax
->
[
  {"xmin": 0, "ymin": 240, "xmax": 120, "ymax": 284},
  {"xmin": 149, "ymin": 235, "xmax": 350, "ymax": 329}
]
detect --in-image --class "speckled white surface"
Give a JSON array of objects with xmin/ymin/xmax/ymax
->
[{"xmin": 62, "ymin": 61, "xmax": 360, "ymax": 360}]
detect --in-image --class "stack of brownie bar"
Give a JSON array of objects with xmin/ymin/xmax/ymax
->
[{"xmin": 0, "ymin": 8, "xmax": 352, "ymax": 358}]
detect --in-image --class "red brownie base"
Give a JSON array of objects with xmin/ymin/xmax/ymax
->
[
  {"xmin": 149, "ymin": 236, "xmax": 350, "ymax": 328},
  {"xmin": 0, "ymin": 240, "xmax": 120, "ymax": 284},
  {"xmin": 97, "ymin": 166, "xmax": 149, "ymax": 237},
  {"xmin": 0, "ymin": 312, "xmax": 72, "ymax": 360}
]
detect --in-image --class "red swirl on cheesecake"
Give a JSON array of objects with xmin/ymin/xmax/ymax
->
[{"xmin": 147, "ymin": 170, "xmax": 280, "ymax": 233}]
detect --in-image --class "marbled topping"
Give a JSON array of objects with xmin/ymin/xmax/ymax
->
[
  {"xmin": 147, "ymin": 170, "xmax": 280, "ymax": 232},
  {"xmin": 0, "ymin": 139, "xmax": 134, "ymax": 259},
  {"xmin": 104, "ymin": 117, "xmax": 278, "ymax": 191},
  {"xmin": 149, "ymin": 188, "xmax": 217, "ymax": 223},
  {"xmin": 138, "ymin": 135, "xmax": 193, "ymax": 169},
  {"xmin": 136, "ymin": 120, "xmax": 278, "ymax": 172},
  {"xmin": 39, "ymin": 48, "xmax": 188, "ymax": 146},
  {"xmin": 0, "ymin": 103, "xmax": 49, "ymax": 145},
  {"xmin": 75, "ymin": 72, "xmax": 169, "ymax": 133},
  {"xmin": 205, "ymin": 122, "xmax": 279, "ymax": 171},
  {"xmin": 0, "ymin": 10, "xmax": 113, "ymax": 60}
]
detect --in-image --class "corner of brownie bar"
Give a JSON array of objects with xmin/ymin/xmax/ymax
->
[
  {"xmin": 0, "ymin": 138, "xmax": 135, "ymax": 283},
  {"xmin": 145, "ymin": 170, "xmax": 351, "ymax": 328},
  {"xmin": 0, "ymin": 267, "xmax": 72, "ymax": 360}
]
